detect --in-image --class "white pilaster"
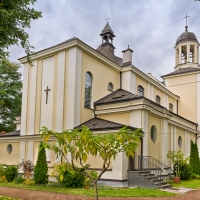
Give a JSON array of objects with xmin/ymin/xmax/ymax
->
[
  {"xmin": 55, "ymin": 51, "xmax": 65, "ymax": 132},
  {"xmin": 21, "ymin": 64, "xmax": 29, "ymax": 135},
  {"xmin": 142, "ymin": 111, "xmax": 149, "ymax": 156},
  {"xmin": 170, "ymin": 126, "xmax": 173, "ymax": 151},
  {"xmin": 46, "ymin": 148, "xmax": 51, "ymax": 162},
  {"xmin": 150, "ymin": 85, "xmax": 154, "ymax": 101},
  {"xmin": 187, "ymin": 44, "xmax": 190, "ymax": 63},
  {"xmin": 162, "ymin": 119, "xmax": 168, "ymax": 165},
  {"xmin": 173, "ymin": 127, "xmax": 177, "ymax": 151},
  {"xmin": 194, "ymin": 45, "xmax": 198, "ymax": 63},
  {"xmin": 184, "ymin": 131, "xmax": 190, "ymax": 158},
  {"xmin": 28, "ymin": 141, "xmax": 34, "ymax": 161},
  {"xmin": 28, "ymin": 61, "xmax": 37, "ymax": 135},
  {"xmin": 20, "ymin": 141, "xmax": 26, "ymax": 162},
  {"xmin": 66, "ymin": 47, "xmax": 82, "ymax": 129},
  {"xmin": 179, "ymin": 46, "xmax": 182, "ymax": 64},
  {"xmin": 121, "ymin": 71, "xmax": 136, "ymax": 94},
  {"xmin": 197, "ymin": 74, "xmax": 200, "ymax": 131},
  {"xmin": 147, "ymin": 83, "xmax": 151, "ymax": 99},
  {"xmin": 40, "ymin": 56, "xmax": 55, "ymax": 129},
  {"xmin": 174, "ymin": 100, "xmax": 177, "ymax": 114}
]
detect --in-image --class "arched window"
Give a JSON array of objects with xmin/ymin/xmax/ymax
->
[
  {"xmin": 108, "ymin": 82, "xmax": 114, "ymax": 92},
  {"xmin": 156, "ymin": 95, "xmax": 161, "ymax": 104},
  {"xmin": 138, "ymin": 85, "xmax": 144, "ymax": 96},
  {"xmin": 84, "ymin": 72, "xmax": 92, "ymax": 108},
  {"xmin": 150, "ymin": 126, "xmax": 157, "ymax": 143},
  {"xmin": 178, "ymin": 136, "xmax": 182, "ymax": 149},
  {"xmin": 169, "ymin": 103, "xmax": 173, "ymax": 112}
]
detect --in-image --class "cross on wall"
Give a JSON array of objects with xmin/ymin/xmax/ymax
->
[{"xmin": 44, "ymin": 86, "xmax": 51, "ymax": 104}]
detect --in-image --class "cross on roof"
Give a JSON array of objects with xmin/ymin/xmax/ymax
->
[
  {"xmin": 105, "ymin": 17, "xmax": 110, "ymax": 22},
  {"xmin": 183, "ymin": 13, "xmax": 190, "ymax": 27}
]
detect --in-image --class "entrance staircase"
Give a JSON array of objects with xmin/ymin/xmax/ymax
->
[{"xmin": 128, "ymin": 155, "xmax": 174, "ymax": 189}]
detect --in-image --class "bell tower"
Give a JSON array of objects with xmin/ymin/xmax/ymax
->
[
  {"xmin": 99, "ymin": 22, "xmax": 116, "ymax": 54},
  {"xmin": 174, "ymin": 14, "xmax": 200, "ymax": 70}
]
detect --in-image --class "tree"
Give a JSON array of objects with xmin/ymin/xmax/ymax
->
[
  {"xmin": 40, "ymin": 126, "xmax": 142, "ymax": 200},
  {"xmin": 34, "ymin": 142, "xmax": 48, "ymax": 184},
  {"xmin": 0, "ymin": 59, "xmax": 22, "ymax": 132},
  {"xmin": 190, "ymin": 141, "xmax": 200, "ymax": 175},
  {"xmin": 0, "ymin": 0, "xmax": 42, "ymax": 63}
]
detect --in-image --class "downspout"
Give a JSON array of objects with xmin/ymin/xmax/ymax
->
[
  {"xmin": 94, "ymin": 104, "xmax": 97, "ymax": 118},
  {"xmin": 177, "ymin": 100, "xmax": 178, "ymax": 115},
  {"xmin": 120, "ymin": 72, "xmax": 122, "ymax": 89}
]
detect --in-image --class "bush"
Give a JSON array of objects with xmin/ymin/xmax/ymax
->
[
  {"xmin": 4, "ymin": 165, "xmax": 18, "ymax": 182},
  {"xmin": 50, "ymin": 162, "xmax": 85, "ymax": 188},
  {"xmin": 174, "ymin": 162, "xmax": 192, "ymax": 180},
  {"xmin": 0, "ymin": 176, "xmax": 6, "ymax": 183},
  {"xmin": 190, "ymin": 141, "xmax": 200, "ymax": 175},
  {"xmin": 0, "ymin": 165, "xmax": 5, "ymax": 177},
  {"xmin": 19, "ymin": 159, "xmax": 34, "ymax": 180},
  {"xmin": 59, "ymin": 168, "xmax": 85, "ymax": 188},
  {"xmin": 34, "ymin": 142, "xmax": 48, "ymax": 184},
  {"xmin": 14, "ymin": 174, "xmax": 25, "ymax": 184}
]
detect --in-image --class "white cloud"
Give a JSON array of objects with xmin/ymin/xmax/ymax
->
[{"xmin": 8, "ymin": 0, "xmax": 200, "ymax": 80}]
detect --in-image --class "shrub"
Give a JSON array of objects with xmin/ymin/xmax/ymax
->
[
  {"xmin": 14, "ymin": 174, "xmax": 25, "ymax": 184},
  {"xmin": 60, "ymin": 168, "xmax": 85, "ymax": 188},
  {"xmin": 174, "ymin": 162, "xmax": 192, "ymax": 180},
  {"xmin": 50, "ymin": 162, "xmax": 85, "ymax": 188},
  {"xmin": 0, "ymin": 165, "xmax": 5, "ymax": 176},
  {"xmin": 19, "ymin": 159, "xmax": 34, "ymax": 180},
  {"xmin": 4, "ymin": 165, "xmax": 18, "ymax": 182},
  {"xmin": 34, "ymin": 142, "xmax": 48, "ymax": 184},
  {"xmin": 0, "ymin": 176, "xmax": 6, "ymax": 183},
  {"xmin": 190, "ymin": 141, "xmax": 200, "ymax": 175}
]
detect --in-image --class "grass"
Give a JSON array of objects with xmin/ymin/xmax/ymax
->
[
  {"xmin": 0, "ymin": 182, "xmax": 176, "ymax": 197},
  {"xmin": 172, "ymin": 179, "xmax": 200, "ymax": 189},
  {"xmin": 0, "ymin": 196, "xmax": 19, "ymax": 200}
]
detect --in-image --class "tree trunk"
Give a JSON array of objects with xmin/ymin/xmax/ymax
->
[{"xmin": 94, "ymin": 181, "xmax": 98, "ymax": 200}]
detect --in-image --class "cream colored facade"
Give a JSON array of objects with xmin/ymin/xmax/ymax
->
[{"xmin": 0, "ymin": 23, "xmax": 200, "ymax": 187}]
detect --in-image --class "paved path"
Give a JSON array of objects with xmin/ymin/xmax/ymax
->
[{"xmin": 0, "ymin": 186, "xmax": 200, "ymax": 200}]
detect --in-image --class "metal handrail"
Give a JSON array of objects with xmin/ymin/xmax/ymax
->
[
  {"xmin": 129, "ymin": 155, "xmax": 173, "ymax": 187},
  {"xmin": 142, "ymin": 156, "xmax": 170, "ymax": 169}
]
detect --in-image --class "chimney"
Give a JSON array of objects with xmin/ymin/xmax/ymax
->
[{"xmin": 122, "ymin": 45, "xmax": 133, "ymax": 66}]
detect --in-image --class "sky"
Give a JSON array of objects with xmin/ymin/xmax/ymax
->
[{"xmin": 9, "ymin": 0, "xmax": 200, "ymax": 81}]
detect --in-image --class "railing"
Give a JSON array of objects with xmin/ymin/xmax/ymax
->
[
  {"xmin": 129, "ymin": 155, "xmax": 173, "ymax": 184},
  {"xmin": 142, "ymin": 156, "xmax": 173, "ymax": 176}
]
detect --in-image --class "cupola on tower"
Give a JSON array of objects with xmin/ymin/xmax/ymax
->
[{"xmin": 174, "ymin": 17, "xmax": 200, "ymax": 70}]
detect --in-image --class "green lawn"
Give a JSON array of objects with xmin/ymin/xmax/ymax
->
[
  {"xmin": 172, "ymin": 179, "xmax": 200, "ymax": 189},
  {"xmin": 0, "ymin": 196, "xmax": 19, "ymax": 200},
  {"xmin": 0, "ymin": 182, "xmax": 175, "ymax": 197}
]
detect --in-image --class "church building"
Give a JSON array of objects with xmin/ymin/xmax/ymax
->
[{"xmin": 0, "ymin": 21, "xmax": 200, "ymax": 187}]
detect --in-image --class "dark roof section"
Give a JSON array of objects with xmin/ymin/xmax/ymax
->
[
  {"xmin": 94, "ymin": 89, "xmax": 140, "ymax": 106},
  {"xmin": 161, "ymin": 67, "xmax": 200, "ymax": 78},
  {"xmin": 75, "ymin": 117, "xmax": 137, "ymax": 131},
  {"xmin": 96, "ymin": 45, "xmax": 123, "ymax": 66},
  {"xmin": 176, "ymin": 29, "xmax": 198, "ymax": 45},
  {"xmin": 100, "ymin": 22, "xmax": 115, "ymax": 37},
  {"xmin": 0, "ymin": 130, "xmax": 20, "ymax": 137}
]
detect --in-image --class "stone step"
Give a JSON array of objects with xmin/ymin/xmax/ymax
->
[
  {"xmin": 158, "ymin": 184, "xmax": 172, "ymax": 189},
  {"xmin": 140, "ymin": 173, "xmax": 154, "ymax": 177},
  {"xmin": 154, "ymin": 181, "xmax": 168, "ymax": 186}
]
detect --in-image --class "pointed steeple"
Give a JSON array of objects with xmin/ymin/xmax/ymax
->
[
  {"xmin": 101, "ymin": 22, "xmax": 115, "ymax": 36},
  {"xmin": 100, "ymin": 22, "xmax": 115, "ymax": 44}
]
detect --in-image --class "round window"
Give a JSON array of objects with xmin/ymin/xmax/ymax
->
[
  {"xmin": 178, "ymin": 136, "xmax": 182, "ymax": 149},
  {"xmin": 7, "ymin": 144, "xmax": 13, "ymax": 154},
  {"xmin": 150, "ymin": 126, "xmax": 157, "ymax": 143}
]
